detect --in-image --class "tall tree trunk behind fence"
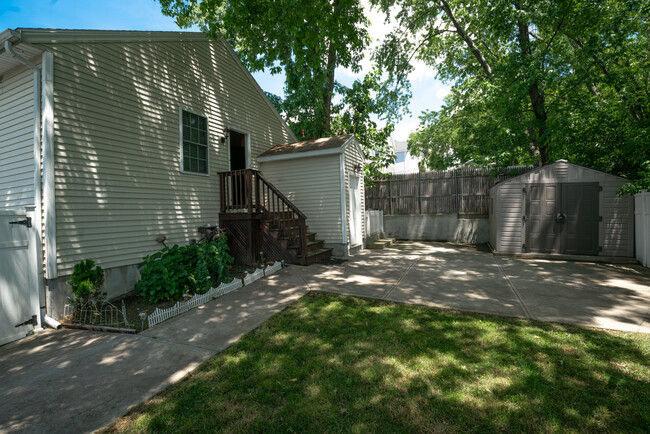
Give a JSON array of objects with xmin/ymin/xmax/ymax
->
[{"xmin": 366, "ymin": 167, "xmax": 533, "ymax": 216}]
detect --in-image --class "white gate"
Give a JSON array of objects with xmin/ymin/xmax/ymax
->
[
  {"xmin": 0, "ymin": 209, "xmax": 41, "ymax": 346},
  {"xmin": 349, "ymin": 175, "xmax": 362, "ymax": 246},
  {"xmin": 635, "ymin": 191, "xmax": 650, "ymax": 267}
]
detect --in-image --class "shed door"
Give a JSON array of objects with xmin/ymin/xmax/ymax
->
[
  {"xmin": 0, "ymin": 211, "xmax": 40, "ymax": 346},
  {"xmin": 349, "ymin": 175, "xmax": 362, "ymax": 246},
  {"xmin": 526, "ymin": 183, "xmax": 599, "ymax": 255},
  {"xmin": 562, "ymin": 183, "xmax": 599, "ymax": 255},
  {"xmin": 527, "ymin": 184, "xmax": 561, "ymax": 253}
]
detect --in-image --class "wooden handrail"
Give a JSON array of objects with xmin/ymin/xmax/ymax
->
[{"xmin": 219, "ymin": 169, "xmax": 308, "ymax": 257}]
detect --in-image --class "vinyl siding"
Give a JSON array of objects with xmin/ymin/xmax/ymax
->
[
  {"xmin": 40, "ymin": 38, "xmax": 293, "ymax": 275},
  {"xmin": 343, "ymin": 141, "xmax": 365, "ymax": 246},
  {"xmin": 488, "ymin": 190, "xmax": 497, "ymax": 249},
  {"xmin": 260, "ymin": 155, "xmax": 343, "ymax": 244},
  {"xmin": 0, "ymin": 67, "xmax": 35, "ymax": 209},
  {"xmin": 496, "ymin": 184, "xmax": 524, "ymax": 252}
]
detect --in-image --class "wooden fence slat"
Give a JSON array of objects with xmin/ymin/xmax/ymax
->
[{"xmin": 367, "ymin": 166, "xmax": 533, "ymax": 216}]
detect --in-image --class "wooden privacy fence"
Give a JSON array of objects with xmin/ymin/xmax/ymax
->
[{"xmin": 366, "ymin": 166, "xmax": 533, "ymax": 216}]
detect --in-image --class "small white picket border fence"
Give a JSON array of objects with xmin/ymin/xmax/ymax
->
[{"xmin": 147, "ymin": 261, "xmax": 283, "ymax": 328}]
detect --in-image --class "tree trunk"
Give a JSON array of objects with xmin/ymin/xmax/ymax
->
[
  {"xmin": 322, "ymin": 41, "xmax": 337, "ymax": 134},
  {"xmin": 515, "ymin": 4, "xmax": 549, "ymax": 165}
]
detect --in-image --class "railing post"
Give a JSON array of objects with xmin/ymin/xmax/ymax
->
[
  {"xmin": 219, "ymin": 173, "xmax": 225, "ymax": 213},
  {"xmin": 299, "ymin": 217, "xmax": 307, "ymax": 256},
  {"xmin": 246, "ymin": 170, "xmax": 253, "ymax": 213},
  {"xmin": 255, "ymin": 172, "xmax": 260, "ymax": 212}
]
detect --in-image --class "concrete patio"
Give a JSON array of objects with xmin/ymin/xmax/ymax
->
[{"xmin": 298, "ymin": 241, "xmax": 650, "ymax": 334}]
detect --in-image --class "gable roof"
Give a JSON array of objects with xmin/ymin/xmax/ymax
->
[
  {"xmin": 258, "ymin": 134, "xmax": 361, "ymax": 162},
  {"xmin": 0, "ymin": 28, "xmax": 297, "ymax": 142},
  {"xmin": 490, "ymin": 159, "xmax": 628, "ymax": 191}
]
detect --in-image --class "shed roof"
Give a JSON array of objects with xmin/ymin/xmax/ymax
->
[
  {"xmin": 490, "ymin": 159, "xmax": 628, "ymax": 191},
  {"xmin": 258, "ymin": 134, "xmax": 361, "ymax": 162}
]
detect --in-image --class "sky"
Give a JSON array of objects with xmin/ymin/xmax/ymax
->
[{"xmin": 0, "ymin": 0, "xmax": 449, "ymax": 142}]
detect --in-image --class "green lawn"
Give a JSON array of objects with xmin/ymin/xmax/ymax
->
[{"xmin": 106, "ymin": 293, "xmax": 650, "ymax": 432}]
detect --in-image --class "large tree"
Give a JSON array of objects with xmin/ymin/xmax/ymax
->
[
  {"xmin": 373, "ymin": 0, "xmax": 649, "ymax": 178},
  {"xmin": 159, "ymin": 0, "xmax": 369, "ymax": 138}
]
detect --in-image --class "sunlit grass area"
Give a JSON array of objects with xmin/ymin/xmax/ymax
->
[{"xmin": 106, "ymin": 293, "xmax": 649, "ymax": 432}]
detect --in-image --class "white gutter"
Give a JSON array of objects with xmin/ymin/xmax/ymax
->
[
  {"xmin": 339, "ymin": 153, "xmax": 348, "ymax": 247},
  {"xmin": 5, "ymin": 40, "xmax": 46, "ymax": 325},
  {"xmin": 41, "ymin": 51, "xmax": 56, "ymax": 279}
]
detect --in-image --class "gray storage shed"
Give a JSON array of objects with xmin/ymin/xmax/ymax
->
[{"xmin": 489, "ymin": 160, "xmax": 634, "ymax": 257}]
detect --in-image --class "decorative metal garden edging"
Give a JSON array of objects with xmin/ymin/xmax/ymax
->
[{"xmin": 147, "ymin": 261, "xmax": 283, "ymax": 328}]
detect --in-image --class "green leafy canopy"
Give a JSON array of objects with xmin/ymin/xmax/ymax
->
[
  {"xmin": 373, "ymin": 0, "xmax": 650, "ymax": 181},
  {"xmin": 159, "ymin": 0, "xmax": 410, "ymax": 177}
]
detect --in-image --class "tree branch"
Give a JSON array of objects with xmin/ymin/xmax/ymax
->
[{"xmin": 437, "ymin": 0, "xmax": 492, "ymax": 78}]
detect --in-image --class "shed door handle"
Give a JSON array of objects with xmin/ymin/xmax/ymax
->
[{"xmin": 555, "ymin": 213, "xmax": 566, "ymax": 223}]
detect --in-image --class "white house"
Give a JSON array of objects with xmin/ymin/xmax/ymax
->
[
  {"xmin": 383, "ymin": 138, "xmax": 421, "ymax": 174},
  {"xmin": 0, "ymin": 28, "xmax": 363, "ymax": 345}
]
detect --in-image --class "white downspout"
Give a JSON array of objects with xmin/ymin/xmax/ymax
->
[{"xmin": 5, "ymin": 40, "xmax": 46, "ymax": 329}]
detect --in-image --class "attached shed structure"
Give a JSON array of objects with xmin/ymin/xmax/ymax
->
[
  {"xmin": 489, "ymin": 160, "xmax": 634, "ymax": 257},
  {"xmin": 258, "ymin": 134, "xmax": 365, "ymax": 257}
]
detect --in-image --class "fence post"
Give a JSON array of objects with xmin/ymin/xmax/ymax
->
[
  {"xmin": 454, "ymin": 170, "xmax": 459, "ymax": 214},
  {"xmin": 418, "ymin": 171, "xmax": 422, "ymax": 214},
  {"xmin": 388, "ymin": 178, "xmax": 393, "ymax": 215}
]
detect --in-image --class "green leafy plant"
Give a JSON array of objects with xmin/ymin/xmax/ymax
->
[
  {"xmin": 136, "ymin": 236, "xmax": 234, "ymax": 303},
  {"xmin": 618, "ymin": 161, "xmax": 650, "ymax": 196},
  {"xmin": 68, "ymin": 259, "xmax": 105, "ymax": 304}
]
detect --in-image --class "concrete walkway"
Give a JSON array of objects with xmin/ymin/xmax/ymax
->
[
  {"xmin": 0, "ymin": 267, "xmax": 307, "ymax": 434},
  {"xmin": 1, "ymin": 241, "xmax": 648, "ymax": 433},
  {"xmin": 298, "ymin": 242, "xmax": 650, "ymax": 334}
]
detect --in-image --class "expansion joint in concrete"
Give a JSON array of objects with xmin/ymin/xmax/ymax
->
[
  {"xmin": 383, "ymin": 258, "xmax": 418, "ymax": 300},
  {"xmin": 492, "ymin": 255, "xmax": 534, "ymax": 320}
]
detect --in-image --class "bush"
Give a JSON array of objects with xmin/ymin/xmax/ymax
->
[
  {"xmin": 135, "ymin": 235, "xmax": 234, "ymax": 303},
  {"xmin": 68, "ymin": 259, "xmax": 105, "ymax": 303}
]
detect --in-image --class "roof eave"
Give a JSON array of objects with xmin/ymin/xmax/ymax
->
[
  {"xmin": 16, "ymin": 28, "xmax": 209, "ymax": 44},
  {"xmin": 258, "ymin": 146, "xmax": 344, "ymax": 163}
]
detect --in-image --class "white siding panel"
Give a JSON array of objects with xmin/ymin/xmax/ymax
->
[
  {"xmin": 0, "ymin": 68, "xmax": 35, "ymax": 209},
  {"xmin": 497, "ymin": 185, "xmax": 523, "ymax": 252},
  {"xmin": 344, "ymin": 141, "xmax": 365, "ymax": 246},
  {"xmin": 44, "ymin": 39, "xmax": 293, "ymax": 275},
  {"xmin": 260, "ymin": 155, "xmax": 342, "ymax": 244}
]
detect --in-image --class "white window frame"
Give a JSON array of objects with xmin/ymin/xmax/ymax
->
[{"xmin": 179, "ymin": 107, "xmax": 210, "ymax": 176}]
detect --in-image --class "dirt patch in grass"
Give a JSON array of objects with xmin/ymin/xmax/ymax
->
[{"xmin": 103, "ymin": 292, "xmax": 650, "ymax": 432}]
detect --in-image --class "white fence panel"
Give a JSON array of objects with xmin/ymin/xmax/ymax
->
[
  {"xmin": 146, "ymin": 262, "xmax": 284, "ymax": 329},
  {"xmin": 365, "ymin": 210, "xmax": 384, "ymax": 238},
  {"xmin": 635, "ymin": 191, "xmax": 650, "ymax": 267}
]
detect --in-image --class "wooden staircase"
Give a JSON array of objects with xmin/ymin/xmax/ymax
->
[{"xmin": 218, "ymin": 169, "xmax": 332, "ymax": 266}]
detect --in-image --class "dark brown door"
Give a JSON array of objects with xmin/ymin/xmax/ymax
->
[
  {"xmin": 526, "ymin": 183, "xmax": 599, "ymax": 255},
  {"xmin": 527, "ymin": 184, "xmax": 561, "ymax": 253},
  {"xmin": 561, "ymin": 183, "xmax": 599, "ymax": 255}
]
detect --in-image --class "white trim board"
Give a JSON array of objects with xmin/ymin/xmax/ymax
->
[{"xmin": 42, "ymin": 50, "xmax": 56, "ymax": 279}]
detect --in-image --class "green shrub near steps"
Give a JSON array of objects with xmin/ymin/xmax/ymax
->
[{"xmin": 135, "ymin": 236, "xmax": 234, "ymax": 303}]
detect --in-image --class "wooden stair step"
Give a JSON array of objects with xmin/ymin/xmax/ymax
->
[
  {"xmin": 288, "ymin": 239, "xmax": 324, "ymax": 252},
  {"xmin": 299, "ymin": 247, "xmax": 333, "ymax": 265},
  {"xmin": 366, "ymin": 238, "xmax": 396, "ymax": 249}
]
